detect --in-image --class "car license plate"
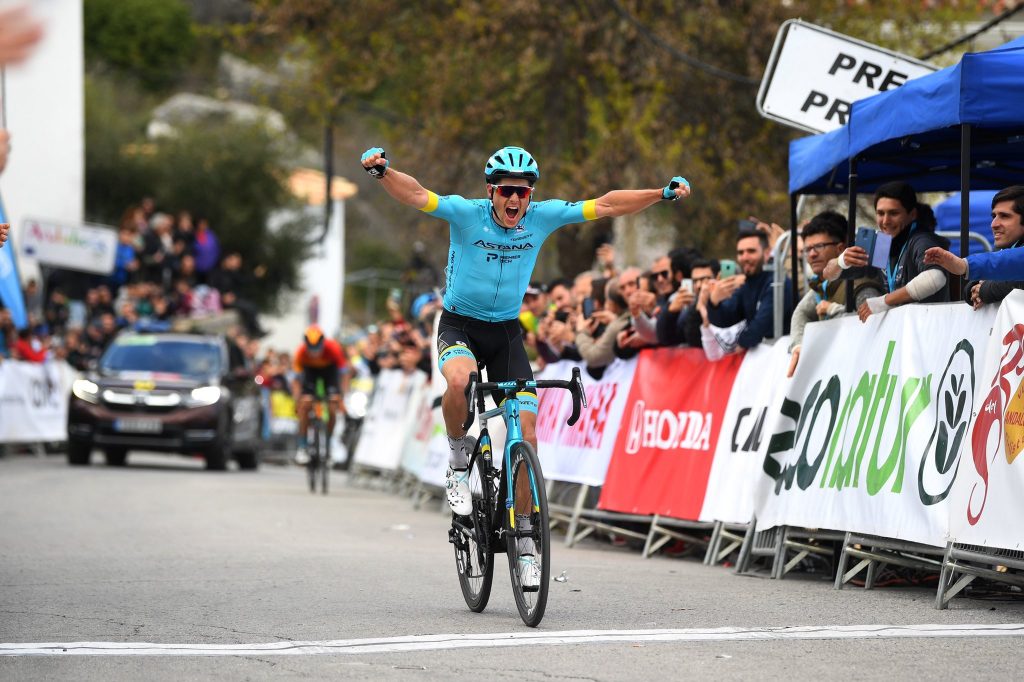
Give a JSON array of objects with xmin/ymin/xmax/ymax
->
[{"xmin": 114, "ymin": 418, "xmax": 162, "ymax": 434}]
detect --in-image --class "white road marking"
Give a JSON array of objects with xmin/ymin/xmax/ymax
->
[{"xmin": 2, "ymin": 624, "xmax": 1024, "ymax": 656}]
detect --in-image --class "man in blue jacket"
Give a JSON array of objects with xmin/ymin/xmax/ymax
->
[
  {"xmin": 925, "ymin": 247, "xmax": 1024, "ymax": 281},
  {"xmin": 924, "ymin": 186, "xmax": 1024, "ymax": 286},
  {"xmin": 706, "ymin": 228, "xmax": 793, "ymax": 349}
]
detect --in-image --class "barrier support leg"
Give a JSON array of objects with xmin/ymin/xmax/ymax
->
[
  {"xmin": 564, "ymin": 484, "xmax": 590, "ymax": 548},
  {"xmin": 834, "ymin": 533, "xmax": 853, "ymax": 590},
  {"xmin": 735, "ymin": 516, "xmax": 757, "ymax": 574},
  {"xmin": 704, "ymin": 522, "xmax": 723, "ymax": 565}
]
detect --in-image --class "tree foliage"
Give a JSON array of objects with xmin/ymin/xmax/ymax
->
[
  {"xmin": 237, "ymin": 0, "xmax": 987, "ymax": 274},
  {"xmin": 84, "ymin": 0, "xmax": 196, "ymax": 90},
  {"xmin": 84, "ymin": 74, "xmax": 312, "ymax": 311}
]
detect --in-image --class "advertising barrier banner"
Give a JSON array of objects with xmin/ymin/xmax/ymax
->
[
  {"xmin": 353, "ymin": 368, "xmax": 428, "ymax": 472},
  {"xmin": 700, "ymin": 339, "xmax": 792, "ymax": 523},
  {"xmin": 535, "ymin": 358, "xmax": 637, "ymax": 486},
  {"xmin": 948, "ymin": 290, "xmax": 1024, "ymax": 550},
  {"xmin": 753, "ymin": 303, "xmax": 996, "ymax": 547},
  {"xmin": 0, "ymin": 360, "xmax": 76, "ymax": 442},
  {"xmin": 598, "ymin": 347, "xmax": 743, "ymax": 520}
]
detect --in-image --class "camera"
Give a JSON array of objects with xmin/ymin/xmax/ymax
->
[{"xmin": 554, "ymin": 310, "xmax": 570, "ymax": 324}]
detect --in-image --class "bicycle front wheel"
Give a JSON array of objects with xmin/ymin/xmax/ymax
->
[
  {"xmin": 307, "ymin": 421, "xmax": 321, "ymax": 494},
  {"xmin": 320, "ymin": 420, "xmax": 331, "ymax": 495},
  {"xmin": 504, "ymin": 441, "xmax": 550, "ymax": 627},
  {"xmin": 453, "ymin": 437, "xmax": 494, "ymax": 612}
]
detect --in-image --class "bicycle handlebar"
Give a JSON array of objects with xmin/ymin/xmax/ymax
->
[{"xmin": 461, "ymin": 367, "xmax": 588, "ymax": 431}]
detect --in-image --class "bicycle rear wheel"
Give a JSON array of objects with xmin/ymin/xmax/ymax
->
[
  {"xmin": 505, "ymin": 442, "xmax": 550, "ymax": 627},
  {"xmin": 453, "ymin": 437, "xmax": 494, "ymax": 612}
]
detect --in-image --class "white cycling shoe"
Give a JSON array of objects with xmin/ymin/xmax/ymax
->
[
  {"xmin": 518, "ymin": 554, "xmax": 541, "ymax": 590},
  {"xmin": 294, "ymin": 447, "xmax": 310, "ymax": 466},
  {"xmin": 445, "ymin": 467, "xmax": 473, "ymax": 516}
]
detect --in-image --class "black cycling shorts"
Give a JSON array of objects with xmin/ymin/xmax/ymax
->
[
  {"xmin": 300, "ymin": 366, "xmax": 340, "ymax": 397},
  {"xmin": 436, "ymin": 309, "xmax": 538, "ymax": 412}
]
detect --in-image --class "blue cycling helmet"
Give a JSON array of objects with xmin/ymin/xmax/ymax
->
[{"xmin": 484, "ymin": 146, "xmax": 540, "ymax": 184}]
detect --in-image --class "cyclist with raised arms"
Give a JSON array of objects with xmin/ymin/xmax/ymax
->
[
  {"xmin": 360, "ymin": 145, "xmax": 691, "ymax": 586},
  {"xmin": 292, "ymin": 324, "xmax": 347, "ymax": 465}
]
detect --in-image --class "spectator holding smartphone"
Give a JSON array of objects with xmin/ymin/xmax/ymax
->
[
  {"xmin": 787, "ymin": 211, "xmax": 884, "ymax": 377},
  {"xmin": 706, "ymin": 228, "xmax": 793, "ymax": 349}
]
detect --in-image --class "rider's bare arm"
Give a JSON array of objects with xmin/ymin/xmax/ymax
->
[
  {"xmin": 592, "ymin": 178, "xmax": 690, "ymax": 218},
  {"xmin": 593, "ymin": 189, "xmax": 665, "ymax": 218},
  {"xmin": 377, "ymin": 168, "xmax": 433, "ymax": 209}
]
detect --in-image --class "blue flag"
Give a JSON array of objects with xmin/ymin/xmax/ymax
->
[{"xmin": 0, "ymin": 196, "xmax": 27, "ymax": 330}]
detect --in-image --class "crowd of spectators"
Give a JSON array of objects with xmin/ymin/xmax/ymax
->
[
  {"xmin": 0, "ymin": 197, "xmax": 268, "ymax": 370},
  {"xmin": 3, "ymin": 182, "xmax": 1022, "ymax": 393}
]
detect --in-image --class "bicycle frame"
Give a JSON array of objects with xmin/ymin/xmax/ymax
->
[
  {"xmin": 470, "ymin": 384, "xmax": 538, "ymax": 534},
  {"xmin": 465, "ymin": 369, "xmax": 586, "ymax": 537}
]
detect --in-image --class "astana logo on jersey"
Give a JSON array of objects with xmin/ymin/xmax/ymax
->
[{"xmin": 472, "ymin": 239, "xmax": 535, "ymax": 251}]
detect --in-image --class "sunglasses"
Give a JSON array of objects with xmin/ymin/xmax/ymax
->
[
  {"xmin": 493, "ymin": 185, "xmax": 534, "ymax": 199},
  {"xmin": 803, "ymin": 241, "xmax": 841, "ymax": 255},
  {"xmin": 653, "ymin": 270, "xmax": 671, "ymax": 280}
]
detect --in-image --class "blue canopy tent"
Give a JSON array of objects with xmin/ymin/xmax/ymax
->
[
  {"xmin": 934, "ymin": 190, "xmax": 997, "ymax": 256},
  {"xmin": 786, "ymin": 36, "xmax": 1024, "ymax": 297}
]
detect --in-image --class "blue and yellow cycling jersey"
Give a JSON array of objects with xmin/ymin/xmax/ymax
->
[{"xmin": 419, "ymin": 192, "xmax": 598, "ymax": 322}]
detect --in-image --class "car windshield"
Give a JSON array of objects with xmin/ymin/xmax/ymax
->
[{"xmin": 101, "ymin": 337, "xmax": 222, "ymax": 377}]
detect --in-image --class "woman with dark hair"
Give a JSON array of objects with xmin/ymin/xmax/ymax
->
[{"xmin": 825, "ymin": 180, "xmax": 950, "ymax": 321}]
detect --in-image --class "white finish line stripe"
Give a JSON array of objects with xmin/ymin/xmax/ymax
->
[{"xmin": 3, "ymin": 624, "xmax": 1024, "ymax": 656}]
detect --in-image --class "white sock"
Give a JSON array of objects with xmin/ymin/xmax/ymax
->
[
  {"xmin": 447, "ymin": 435, "xmax": 470, "ymax": 469},
  {"xmin": 516, "ymin": 515, "xmax": 535, "ymax": 555}
]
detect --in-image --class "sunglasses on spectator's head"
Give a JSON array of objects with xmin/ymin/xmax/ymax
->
[
  {"xmin": 492, "ymin": 185, "xmax": 534, "ymax": 199},
  {"xmin": 653, "ymin": 270, "xmax": 671, "ymax": 280}
]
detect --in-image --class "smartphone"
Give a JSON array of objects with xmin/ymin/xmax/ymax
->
[
  {"xmin": 737, "ymin": 219, "xmax": 757, "ymax": 232},
  {"xmin": 720, "ymin": 259, "xmax": 738, "ymax": 278},
  {"xmin": 388, "ymin": 287, "xmax": 402, "ymax": 303},
  {"xmin": 582, "ymin": 297, "xmax": 594, "ymax": 318},
  {"xmin": 554, "ymin": 310, "xmax": 570, "ymax": 323},
  {"xmin": 680, "ymin": 278, "xmax": 694, "ymax": 294}
]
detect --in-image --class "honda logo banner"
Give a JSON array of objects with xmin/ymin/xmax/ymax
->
[{"xmin": 598, "ymin": 348, "xmax": 743, "ymax": 520}]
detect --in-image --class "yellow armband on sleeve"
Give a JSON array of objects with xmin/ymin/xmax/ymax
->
[
  {"xmin": 582, "ymin": 199, "xmax": 598, "ymax": 221},
  {"xmin": 419, "ymin": 191, "xmax": 440, "ymax": 213}
]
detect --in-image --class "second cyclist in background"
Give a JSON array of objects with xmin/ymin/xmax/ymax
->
[{"xmin": 292, "ymin": 325, "xmax": 348, "ymax": 465}]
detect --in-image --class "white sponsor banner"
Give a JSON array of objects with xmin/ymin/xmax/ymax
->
[
  {"xmin": 753, "ymin": 303, "xmax": 996, "ymax": 547},
  {"xmin": 353, "ymin": 368, "xmax": 427, "ymax": 472},
  {"xmin": 948, "ymin": 291, "xmax": 1024, "ymax": 550},
  {"xmin": 20, "ymin": 218, "xmax": 117, "ymax": 275},
  {"xmin": 400, "ymin": 382, "xmax": 435, "ymax": 480},
  {"xmin": 757, "ymin": 19, "xmax": 936, "ymax": 133},
  {"xmin": 0, "ymin": 360, "xmax": 76, "ymax": 442},
  {"xmin": 700, "ymin": 339, "xmax": 791, "ymax": 523},
  {"xmin": 535, "ymin": 358, "xmax": 636, "ymax": 486}
]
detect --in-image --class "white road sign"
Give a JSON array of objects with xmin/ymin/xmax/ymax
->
[{"xmin": 757, "ymin": 20, "xmax": 937, "ymax": 133}]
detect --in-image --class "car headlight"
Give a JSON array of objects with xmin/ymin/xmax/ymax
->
[
  {"xmin": 188, "ymin": 386, "xmax": 223, "ymax": 407},
  {"xmin": 72, "ymin": 379, "xmax": 100, "ymax": 404}
]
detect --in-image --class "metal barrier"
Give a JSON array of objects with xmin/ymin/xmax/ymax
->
[
  {"xmin": 936, "ymin": 543, "xmax": 1024, "ymax": 609},
  {"xmin": 641, "ymin": 516, "xmax": 713, "ymax": 559},
  {"xmin": 769, "ymin": 230, "xmax": 793, "ymax": 340},
  {"xmin": 704, "ymin": 521, "xmax": 749, "ymax": 566},
  {"xmin": 936, "ymin": 230, "xmax": 993, "ymax": 253},
  {"xmin": 834, "ymin": 532, "xmax": 945, "ymax": 590}
]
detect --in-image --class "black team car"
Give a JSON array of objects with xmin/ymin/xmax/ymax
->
[{"xmin": 67, "ymin": 332, "xmax": 263, "ymax": 470}]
